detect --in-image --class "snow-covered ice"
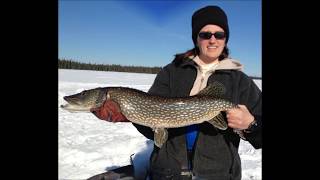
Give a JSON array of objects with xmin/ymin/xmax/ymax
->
[{"xmin": 58, "ymin": 69, "xmax": 262, "ymax": 180}]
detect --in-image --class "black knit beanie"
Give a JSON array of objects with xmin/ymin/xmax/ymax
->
[{"xmin": 192, "ymin": 6, "xmax": 229, "ymax": 46}]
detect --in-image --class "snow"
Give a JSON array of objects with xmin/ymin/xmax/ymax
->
[{"xmin": 58, "ymin": 69, "xmax": 262, "ymax": 180}]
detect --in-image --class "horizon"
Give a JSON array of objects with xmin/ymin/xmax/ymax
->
[
  {"xmin": 59, "ymin": 0, "xmax": 261, "ymax": 77},
  {"xmin": 58, "ymin": 59, "xmax": 262, "ymax": 78}
]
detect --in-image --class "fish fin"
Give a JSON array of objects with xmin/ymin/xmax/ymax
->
[
  {"xmin": 153, "ymin": 128, "xmax": 168, "ymax": 148},
  {"xmin": 207, "ymin": 113, "xmax": 228, "ymax": 130},
  {"xmin": 198, "ymin": 81, "xmax": 226, "ymax": 98}
]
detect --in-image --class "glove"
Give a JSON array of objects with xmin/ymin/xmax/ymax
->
[{"xmin": 90, "ymin": 100, "xmax": 129, "ymax": 122}]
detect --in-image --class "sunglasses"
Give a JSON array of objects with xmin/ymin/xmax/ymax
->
[{"xmin": 198, "ymin": 31, "xmax": 226, "ymax": 40}]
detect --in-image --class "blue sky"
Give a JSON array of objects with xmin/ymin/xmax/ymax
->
[{"xmin": 59, "ymin": 0, "xmax": 261, "ymax": 77}]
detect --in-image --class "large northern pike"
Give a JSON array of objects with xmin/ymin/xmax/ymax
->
[{"xmin": 60, "ymin": 82, "xmax": 237, "ymax": 148}]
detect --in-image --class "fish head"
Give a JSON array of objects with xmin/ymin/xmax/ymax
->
[{"xmin": 60, "ymin": 87, "xmax": 108, "ymax": 112}]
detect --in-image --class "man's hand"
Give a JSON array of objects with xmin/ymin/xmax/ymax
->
[
  {"xmin": 90, "ymin": 100, "xmax": 129, "ymax": 122},
  {"xmin": 226, "ymin": 104, "xmax": 254, "ymax": 130}
]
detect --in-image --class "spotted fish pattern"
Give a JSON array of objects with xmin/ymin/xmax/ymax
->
[{"xmin": 61, "ymin": 82, "xmax": 237, "ymax": 148}]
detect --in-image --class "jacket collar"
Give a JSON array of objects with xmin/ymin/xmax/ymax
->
[
  {"xmin": 178, "ymin": 56, "xmax": 243, "ymax": 72},
  {"xmin": 179, "ymin": 56, "xmax": 197, "ymax": 67}
]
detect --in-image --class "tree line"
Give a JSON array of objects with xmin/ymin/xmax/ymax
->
[
  {"xmin": 58, "ymin": 59, "xmax": 162, "ymax": 74},
  {"xmin": 58, "ymin": 58, "xmax": 261, "ymax": 79}
]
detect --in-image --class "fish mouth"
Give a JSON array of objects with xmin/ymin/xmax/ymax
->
[
  {"xmin": 60, "ymin": 104, "xmax": 69, "ymax": 109},
  {"xmin": 60, "ymin": 103, "xmax": 73, "ymax": 110},
  {"xmin": 63, "ymin": 96, "xmax": 80, "ymax": 105},
  {"xmin": 60, "ymin": 103, "xmax": 90, "ymax": 112}
]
